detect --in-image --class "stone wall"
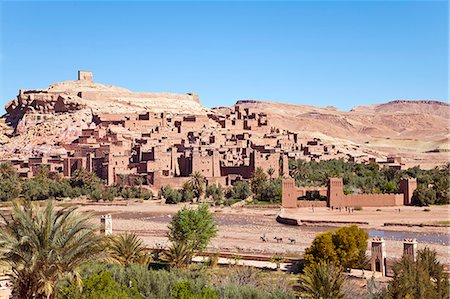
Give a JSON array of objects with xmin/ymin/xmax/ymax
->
[{"xmin": 329, "ymin": 193, "xmax": 404, "ymax": 207}]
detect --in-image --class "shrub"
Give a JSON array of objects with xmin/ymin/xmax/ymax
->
[
  {"xmin": 160, "ymin": 186, "xmax": 182, "ymax": 204},
  {"xmin": 59, "ymin": 270, "xmax": 141, "ymax": 299},
  {"xmin": 228, "ymin": 181, "xmax": 252, "ymax": 200},
  {"xmin": 304, "ymin": 225, "xmax": 368, "ymax": 269},
  {"xmin": 206, "ymin": 184, "xmax": 225, "ymax": 204}
]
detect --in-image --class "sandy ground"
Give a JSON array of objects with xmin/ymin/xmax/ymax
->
[{"xmin": 76, "ymin": 201, "xmax": 450, "ymax": 264}]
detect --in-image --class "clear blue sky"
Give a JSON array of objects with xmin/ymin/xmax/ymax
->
[{"xmin": 0, "ymin": 1, "xmax": 448, "ymax": 113}]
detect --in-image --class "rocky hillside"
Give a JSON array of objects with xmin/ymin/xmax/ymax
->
[
  {"xmin": 0, "ymin": 74, "xmax": 209, "ymax": 159},
  {"xmin": 216, "ymin": 100, "xmax": 449, "ymax": 168},
  {"xmin": 1, "ymin": 72, "xmax": 448, "ymax": 168}
]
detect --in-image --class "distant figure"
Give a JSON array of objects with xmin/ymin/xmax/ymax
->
[
  {"xmin": 274, "ymin": 237, "xmax": 283, "ymax": 243},
  {"xmin": 260, "ymin": 234, "xmax": 268, "ymax": 242},
  {"xmin": 288, "ymin": 238, "xmax": 296, "ymax": 245}
]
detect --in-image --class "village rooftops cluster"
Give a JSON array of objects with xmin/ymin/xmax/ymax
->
[{"xmin": 1, "ymin": 71, "xmax": 405, "ymax": 190}]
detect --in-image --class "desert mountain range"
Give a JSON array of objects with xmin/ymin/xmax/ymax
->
[{"xmin": 1, "ymin": 74, "xmax": 448, "ymax": 168}]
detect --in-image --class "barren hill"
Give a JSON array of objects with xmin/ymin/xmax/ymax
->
[
  {"xmin": 214, "ymin": 100, "xmax": 449, "ymax": 168},
  {"xmin": 0, "ymin": 72, "xmax": 209, "ymax": 158},
  {"xmin": 1, "ymin": 72, "xmax": 448, "ymax": 168}
]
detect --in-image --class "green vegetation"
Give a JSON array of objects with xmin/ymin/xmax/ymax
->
[
  {"xmin": 250, "ymin": 167, "xmax": 282, "ymax": 203},
  {"xmin": 289, "ymin": 159, "xmax": 450, "ymax": 206},
  {"xmin": 160, "ymin": 185, "xmax": 183, "ymax": 204},
  {"xmin": 57, "ymin": 262, "xmax": 296, "ymax": 299},
  {"xmin": 168, "ymin": 204, "xmax": 218, "ymax": 252},
  {"xmin": 0, "ymin": 164, "xmax": 154, "ymax": 202},
  {"xmin": 187, "ymin": 171, "xmax": 207, "ymax": 202},
  {"xmin": 1, "ymin": 201, "xmax": 447, "ymax": 299},
  {"xmin": 107, "ymin": 232, "xmax": 151, "ymax": 267},
  {"xmin": 385, "ymin": 247, "xmax": 449, "ymax": 299},
  {"xmin": 304, "ymin": 225, "xmax": 368, "ymax": 269},
  {"xmin": 298, "ymin": 261, "xmax": 346, "ymax": 299},
  {"xmin": 206, "ymin": 183, "xmax": 225, "ymax": 205},
  {"xmin": 0, "ymin": 200, "xmax": 106, "ymax": 299},
  {"xmin": 227, "ymin": 180, "xmax": 252, "ymax": 200}
]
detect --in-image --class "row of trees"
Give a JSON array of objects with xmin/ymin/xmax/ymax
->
[
  {"xmin": 0, "ymin": 163, "xmax": 153, "ymax": 202},
  {"xmin": 160, "ymin": 168, "xmax": 280, "ymax": 205},
  {"xmin": 290, "ymin": 159, "xmax": 450, "ymax": 206}
]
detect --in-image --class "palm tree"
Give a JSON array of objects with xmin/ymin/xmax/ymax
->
[
  {"xmin": 107, "ymin": 232, "xmax": 151, "ymax": 267},
  {"xmin": 163, "ymin": 242, "xmax": 193, "ymax": 268},
  {"xmin": 291, "ymin": 159, "xmax": 310, "ymax": 180},
  {"xmin": 0, "ymin": 200, "xmax": 106, "ymax": 299},
  {"xmin": 0, "ymin": 162, "xmax": 16, "ymax": 178},
  {"xmin": 267, "ymin": 167, "xmax": 275, "ymax": 180},
  {"xmin": 299, "ymin": 261, "xmax": 346, "ymax": 299},
  {"xmin": 188, "ymin": 171, "xmax": 206, "ymax": 202}
]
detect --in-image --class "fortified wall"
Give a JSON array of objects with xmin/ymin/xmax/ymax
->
[{"xmin": 282, "ymin": 177, "xmax": 417, "ymax": 208}]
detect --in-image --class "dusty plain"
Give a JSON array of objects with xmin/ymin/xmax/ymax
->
[{"xmin": 73, "ymin": 201, "xmax": 450, "ymax": 264}]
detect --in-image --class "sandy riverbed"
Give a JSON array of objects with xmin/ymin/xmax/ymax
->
[{"xmin": 75, "ymin": 201, "xmax": 450, "ymax": 264}]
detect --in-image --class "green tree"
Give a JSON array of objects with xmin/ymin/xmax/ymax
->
[
  {"xmin": 168, "ymin": 204, "xmax": 218, "ymax": 252},
  {"xmin": 267, "ymin": 167, "xmax": 275, "ymax": 180},
  {"xmin": 163, "ymin": 242, "xmax": 194, "ymax": 268},
  {"xmin": 304, "ymin": 225, "xmax": 368, "ymax": 269},
  {"xmin": 229, "ymin": 181, "xmax": 252, "ymax": 200},
  {"xmin": 250, "ymin": 167, "xmax": 268, "ymax": 195},
  {"xmin": 188, "ymin": 172, "xmax": 206, "ymax": 202},
  {"xmin": 298, "ymin": 261, "xmax": 346, "ymax": 299},
  {"xmin": 69, "ymin": 168, "xmax": 103, "ymax": 196},
  {"xmin": 386, "ymin": 248, "xmax": 449, "ymax": 299},
  {"xmin": 108, "ymin": 232, "xmax": 151, "ymax": 267},
  {"xmin": 0, "ymin": 200, "xmax": 106, "ymax": 299},
  {"xmin": 0, "ymin": 162, "xmax": 21, "ymax": 201},
  {"xmin": 257, "ymin": 180, "xmax": 282, "ymax": 202}
]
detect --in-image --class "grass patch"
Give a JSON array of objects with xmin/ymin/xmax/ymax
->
[{"xmin": 429, "ymin": 220, "xmax": 450, "ymax": 226}]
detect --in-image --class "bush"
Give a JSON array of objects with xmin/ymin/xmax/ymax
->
[
  {"xmin": 206, "ymin": 184, "xmax": 225, "ymax": 204},
  {"xmin": 160, "ymin": 186, "xmax": 182, "ymax": 204},
  {"xmin": 228, "ymin": 181, "xmax": 252, "ymax": 200},
  {"xmin": 256, "ymin": 180, "xmax": 282, "ymax": 202},
  {"xmin": 172, "ymin": 280, "xmax": 218, "ymax": 299},
  {"xmin": 304, "ymin": 225, "xmax": 368, "ymax": 269},
  {"xmin": 181, "ymin": 189, "xmax": 194, "ymax": 203},
  {"xmin": 59, "ymin": 270, "xmax": 141, "ymax": 299}
]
